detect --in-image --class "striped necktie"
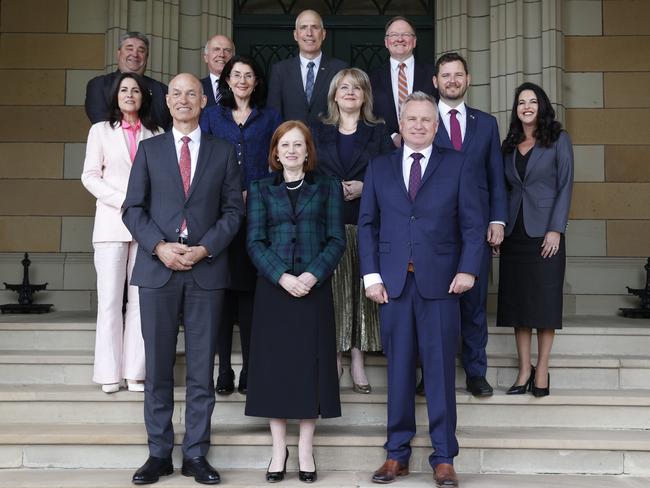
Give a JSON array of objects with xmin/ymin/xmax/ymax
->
[
  {"xmin": 398, "ymin": 63, "xmax": 408, "ymax": 108},
  {"xmin": 305, "ymin": 61, "xmax": 315, "ymax": 103}
]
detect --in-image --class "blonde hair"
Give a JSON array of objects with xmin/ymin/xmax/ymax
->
[{"xmin": 320, "ymin": 68, "xmax": 382, "ymax": 127}]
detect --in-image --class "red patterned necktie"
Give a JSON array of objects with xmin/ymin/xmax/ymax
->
[
  {"xmin": 179, "ymin": 136, "xmax": 191, "ymax": 232},
  {"xmin": 398, "ymin": 63, "xmax": 408, "ymax": 108},
  {"xmin": 449, "ymin": 108, "xmax": 462, "ymax": 151},
  {"xmin": 408, "ymin": 152, "xmax": 423, "ymax": 202}
]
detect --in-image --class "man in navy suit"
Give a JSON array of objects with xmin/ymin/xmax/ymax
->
[
  {"xmin": 267, "ymin": 9, "xmax": 347, "ymax": 125},
  {"xmin": 200, "ymin": 34, "xmax": 235, "ymax": 108},
  {"xmin": 430, "ymin": 52, "xmax": 508, "ymax": 398},
  {"xmin": 123, "ymin": 73, "xmax": 244, "ymax": 485},
  {"xmin": 369, "ymin": 16, "xmax": 436, "ymax": 147},
  {"xmin": 85, "ymin": 31, "xmax": 171, "ymax": 130},
  {"xmin": 358, "ymin": 92, "xmax": 484, "ymax": 487}
]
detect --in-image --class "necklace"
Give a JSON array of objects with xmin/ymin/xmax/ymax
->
[{"xmin": 286, "ymin": 179, "xmax": 304, "ymax": 190}]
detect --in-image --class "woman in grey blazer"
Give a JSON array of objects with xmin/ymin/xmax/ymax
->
[{"xmin": 496, "ymin": 82, "xmax": 574, "ymax": 397}]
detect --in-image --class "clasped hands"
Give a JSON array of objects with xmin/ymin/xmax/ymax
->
[
  {"xmin": 279, "ymin": 272, "xmax": 318, "ymax": 298},
  {"xmin": 365, "ymin": 272, "xmax": 476, "ymax": 304},
  {"xmin": 341, "ymin": 180, "xmax": 363, "ymax": 201},
  {"xmin": 154, "ymin": 241, "xmax": 209, "ymax": 271}
]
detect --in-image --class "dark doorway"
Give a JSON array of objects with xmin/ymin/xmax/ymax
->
[{"xmin": 233, "ymin": 1, "xmax": 435, "ymax": 76}]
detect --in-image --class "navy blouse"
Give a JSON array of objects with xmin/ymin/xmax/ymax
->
[{"xmin": 200, "ymin": 105, "xmax": 282, "ymax": 190}]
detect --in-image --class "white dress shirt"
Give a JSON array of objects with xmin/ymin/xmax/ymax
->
[
  {"xmin": 363, "ymin": 144, "xmax": 433, "ymax": 289},
  {"xmin": 299, "ymin": 53, "xmax": 322, "ymax": 89},
  {"xmin": 438, "ymin": 99, "xmax": 467, "ymax": 142},
  {"xmin": 172, "ymin": 125, "xmax": 201, "ymax": 237},
  {"xmin": 389, "ymin": 55, "xmax": 415, "ymax": 119}
]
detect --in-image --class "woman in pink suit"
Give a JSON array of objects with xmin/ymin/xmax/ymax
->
[{"xmin": 82, "ymin": 72, "xmax": 161, "ymax": 393}]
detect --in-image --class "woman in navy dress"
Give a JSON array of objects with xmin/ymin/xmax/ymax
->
[{"xmin": 200, "ymin": 55, "xmax": 281, "ymax": 395}]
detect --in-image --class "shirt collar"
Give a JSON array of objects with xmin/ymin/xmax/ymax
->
[
  {"xmin": 438, "ymin": 99, "xmax": 466, "ymax": 118},
  {"xmin": 299, "ymin": 53, "xmax": 322, "ymax": 68},
  {"xmin": 209, "ymin": 72, "xmax": 219, "ymax": 85},
  {"xmin": 390, "ymin": 55, "xmax": 414, "ymax": 71},
  {"xmin": 172, "ymin": 125, "xmax": 202, "ymax": 145},
  {"xmin": 403, "ymin": 143, "xmax": 433, "ymax": 161}
]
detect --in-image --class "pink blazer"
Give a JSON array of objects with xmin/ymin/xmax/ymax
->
[{"xmin": 81, "ymin": 121, "xmax": 160, "ymax": 243}]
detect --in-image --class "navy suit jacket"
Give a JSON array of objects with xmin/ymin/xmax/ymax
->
[
  {"xmin": 122, "ymin": 130, "xmax": 244, "ymax": 290},
  {"xmin": 435, "ymin": 106, "xmax": 508, "ymax": 226},
  {"xmin": 267, "ymin": 54, "xmax": 348, "ymax": 125},
  {"xmin": 369, "ymin": 60, "xmax": 436, "ymax": 135},
  {"xmin": 358, "ymin": 146, "xmax": 484, "ymax": 299},
  {"xmin": 200, "ymin": 76, "xmax": 219, "ymax": 108},
  {"xmin": 84, "ymin": 70, "xmax": 172, "ymax": 130},
  {"xmin": 504, "ymin": 131, "xmax": 574, "ymax": 237}
]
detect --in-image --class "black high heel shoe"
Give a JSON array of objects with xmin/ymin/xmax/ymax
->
[
  {"xmin": 298, "ymin": 454, "xmax": 317, "ymax": 483},
  {"xmin": 506, "ymin": 365, "xmax": 535, "ymax": 395},
  {"xmin": 532, "ymin": 373, "xmax": 550, "ymax": 397},
  {"xmin": 266, "ymin": 447, "xmax": 288, "ymax": 483}
]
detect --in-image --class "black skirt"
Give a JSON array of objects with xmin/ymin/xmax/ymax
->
[
  {"xmin": 497, "ymin": 209, "xmax": 565, "ymax": 329},
  {"xmin": 245, "ymin": 276, "xmax": 341, "ymax": 419}
]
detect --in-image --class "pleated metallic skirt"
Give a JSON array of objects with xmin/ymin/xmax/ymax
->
[{"xmin": 331, "ymin": 224, "xmax": 382, "ymax": 352}]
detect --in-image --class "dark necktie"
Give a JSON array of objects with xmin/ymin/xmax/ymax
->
[
  {"xmin": 214, "ymin": 79, "xmax": 221, "ymax": 105},
  {"xmin": 449, "ymin": 108, "xmax": 462, "ymax": 151},
  {"xmin": 305, "ymin": 61, "xmax": 315, "ymax": 103},
  {"xmin": 408, "ymin": 152, "xmax": 423, "ymax": 202},
  {"xmin": 179, "ymin": 136, "xmax": 191, "ymax": 232}
]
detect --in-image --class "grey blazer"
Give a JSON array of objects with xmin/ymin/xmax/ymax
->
[{"xmin": 504, "ymin": 130, "xmax": 574, "ymax": 238}]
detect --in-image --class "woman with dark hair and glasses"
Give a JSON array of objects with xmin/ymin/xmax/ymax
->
[
  {"xmin": 497, "ymin": 82, "xmax": 574, "ymax": 397},
  {"xmin": 81, "ymin": 72, "xmax": 162, "ymax": 394},
  {"xmin": 311, "ymin": 67, "xmax": 393, "ymax": 393},
  {"xmin": 200, "ymin": 55, "xmax": 281, "ymax": 395}
]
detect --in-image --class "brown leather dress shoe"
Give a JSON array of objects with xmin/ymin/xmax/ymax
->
[
  {"xmin": 371, "ymin": 459, "xmax": 409, "ymax": 484},
  {"xmin": 434, "ymin": 463, "xmax": 458, "ymax": 487}
]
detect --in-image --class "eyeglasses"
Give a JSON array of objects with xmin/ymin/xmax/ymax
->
[
  {"xmin": 385, "ymin": 32, "xmax": 416, "ymax": 39},
  {"xmin": 229, "ymin": 72, "xmax": 255, "ymax": 81}
]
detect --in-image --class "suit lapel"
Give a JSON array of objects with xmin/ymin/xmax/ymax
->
[
  {"xmin": 508, "ymin": 151, "xmax": 521, "ymax": 183},
  {"xmin": 383, "ymin": 63, "xmax": 398, "ymax": 126},
  {"xmin": 346, "ymin": 123, "xmax": 373, "ymax": 179},
  {"xmin": 463, "ymin": 107, "xmax": 477, "ymax": 151},
  {"xmin": 294, "ymin": 174, "xmax": 319, "ymax": 216},
  {"xmin": 309, "ymin": 55, "xmax": 331, "ymax": 108},
  {"xmin": 391, "ymin": 149, "xmax": 410, "ymax": 201},
  {"xmin": 420, "ymin": 146, "xmax": 443, "ymax": 189},
  {"xmin": 109, "ymin": 123, "xmax": 133, "ymax": 165},
  {"xmin": 320, "ymin": 124, "xmax": 346, "ymax": 177},
  {"xmin": 162, "ymin": 132, "xmax": 186, "ymax": 199},
  {"xmin": 291, "ymin": 57, "xmax": 309, "ymax": 109},
  {"xmin": 434, "ymin": 113, "xmax": 453, "ymax": 150},
  {"xmin": 268, "ymin": 175, "xmax": 294, "ymax": 220},
  {"xmin": 524, "ymin": 143, "xmax": 544, "ymax": 181}
]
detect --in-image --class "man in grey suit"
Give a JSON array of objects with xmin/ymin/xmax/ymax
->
[
  {"xmin": 123, "ymin": 73, "xmax": 244, "ymax": 485},
  {"xmin": 267, "ymin": 9, "xmax": 347, "ymax": 125}
]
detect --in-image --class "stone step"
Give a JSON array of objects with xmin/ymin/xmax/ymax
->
[
  {"xmin": 2, "ymin": 349, "xmax": 649, "ymax": 390},
  {"xmin": 0, "ymin": 424, "xmax": 648, "ymax": 476},
  {"xmin": 0, "ymin": 469, "xmax": 648, "ymax": 488},
  {"xmin": 2, "ymin": 385, "xmax": 650, "ymax": 430},
  {"xmin": 2, "ymin": 313, "xmax": 650, "ymax": 356}
]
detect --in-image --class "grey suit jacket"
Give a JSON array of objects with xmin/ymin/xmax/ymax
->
[
  {"xmin": 504, "ymin": 130, "xmax": 574, "ymax": 238},
  {"xmin": 267, "ymin": 54, "xmax": 348, "ymax": 125}
]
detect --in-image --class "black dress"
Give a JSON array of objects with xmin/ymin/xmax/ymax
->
[
  {"xmin": 496, "ymin": 149, "xmax": 565, "ymax": 329},
  {"xmin": 245, "ymin": 181, "xmax": 342, "ymax": 419}
]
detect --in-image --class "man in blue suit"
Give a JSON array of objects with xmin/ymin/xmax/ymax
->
[
  {"xmin": 358, "ymin": 92, "xmax": 484, "ymax": 487},
  {"xmin": 200, "ymin": 34, "xmax": 234, "ymax": 108},
  {"xmin": 428, "ymin": 52, "xmax": 508, "ymax": 398},
  {"xmin": 369, "ymin": 16, "xmax": 436, "ymax": 147},
  {"xmin": 267, "ymin": 9, "xmax": 347, "ymax": 125},
  {"xmin": 123, "ymin": 73, "xmax": 244, "ymax": 485}
]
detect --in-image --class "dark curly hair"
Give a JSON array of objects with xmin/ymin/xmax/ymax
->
[
  {"xmin": 107, "ymin": 72, "xmax": 158, "ymax": 132},
  {"xmin": 501, "ymin": 82, "xmax": 563, "ymax": 154},
  {"xmin": 218, "ymin": 55, "xmax": 268, "ymax": 109}
]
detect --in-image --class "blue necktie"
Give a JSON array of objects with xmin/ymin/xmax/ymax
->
[
  {"xmin": 305, "ymin": 61, "xmax": 315, "ymax": 103},
  {"xmin": 214, "ymin": 79, "xmax": 221, "ymax": 105}
]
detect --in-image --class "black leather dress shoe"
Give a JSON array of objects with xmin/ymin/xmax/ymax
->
[
  {"xmin": 466, "ymin": 376, "xmax": 493, "ymax": 397},
  {"xmin": 215, "ymin": 369, "xmax": 235, "ymax": 395},
  {"xmin": 132, "ymin": 456, "xmax": 173, "ymax": 485},
  {"xmin": 181, "ymin": 456, "xmax": 221, "ymax": 484},
  {"xmin": 237, "ymin": 369, "xmax": 247, "ymax": 395},
  {"xmin": 298, "ymin": 455, "xmax": 317, "ymax": 483},
  {"xmin": 266, "ymin": 447, "xmax": 288, "ymax": 483}
]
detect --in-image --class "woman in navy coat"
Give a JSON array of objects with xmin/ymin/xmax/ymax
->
[
  {"xmin": 311, "ymin": 68, "xmax": 393, "ymax": 393},
  {"xmin": 200, "ymin": 55, "xmax": 281, "ymax": 395},
  {"xmin": 497, "ymin": 82, "xmax": 574, "ymax": 397}
]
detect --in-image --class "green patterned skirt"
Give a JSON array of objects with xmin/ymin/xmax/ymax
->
[{"xmin": 332, "ymin": 224, "xmax": 382, "ymax": 352}]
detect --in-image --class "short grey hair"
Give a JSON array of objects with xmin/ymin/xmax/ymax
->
[
  {"xmin": 399, "ymin": 91, "xmax": 438, "ymax": 120},
  {"xmin": 203, "ymin": 35, "xmax": 235, "ymax": 55},
  {"xmin": 294, "ymin": 9, "xmax": 324, "ymax": 29},
  {"xmin": 119, "ymin": 31, "xmax": 150, "ymax": 52}
]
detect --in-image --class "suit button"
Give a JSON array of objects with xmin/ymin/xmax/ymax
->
[
  {"xmin": 296, "ymin": 257, "xmax": 302, "ymax": 263},
  {"xmin": 410, "ymin": 216, "xmax": 416, "ymax": 221},
  {"xmin": 175, "ymin": 228, "xmax": 180, "ymax": 233}
]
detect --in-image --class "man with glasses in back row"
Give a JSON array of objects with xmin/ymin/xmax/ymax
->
[{"xmin": 370, "ymin": 16, "xmax": 436, "ymax": 147}]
